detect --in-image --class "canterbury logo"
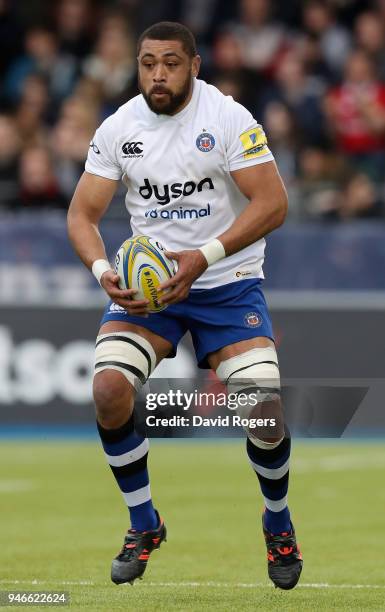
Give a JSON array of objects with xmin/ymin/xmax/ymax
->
[
  {"xmin": 122, "ymin": 142, "xmax": 143, "ymax": 155},
  {"xmin": 89, "ymin": 141, "xmax": 100, "ymax": 154}
]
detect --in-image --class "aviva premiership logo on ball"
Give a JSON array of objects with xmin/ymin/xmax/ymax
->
[{"xmin": 114, "ymin": 235, "xmax": 176, "ymax": 312}]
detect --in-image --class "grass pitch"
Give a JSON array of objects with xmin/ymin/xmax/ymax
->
[{"xmin": 0, "ymin": 440, "xmax": 384, "ymax": 611}]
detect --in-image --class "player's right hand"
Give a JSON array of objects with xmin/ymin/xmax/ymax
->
[{"xmin": 100, "ymin": 270, "xmax": 150, "ymax": 317}]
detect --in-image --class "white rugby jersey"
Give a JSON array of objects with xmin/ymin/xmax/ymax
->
[{"xmin": 85, "ymin": 78, "xmax": 274, "ymax": 289}]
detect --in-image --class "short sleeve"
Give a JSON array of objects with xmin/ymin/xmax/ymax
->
[
  {"xmin": 224, "ymin": 98, "xmax": 274, "ymax": 171},
  {"xmin": 85, "ymin": 116, "xmax": 122, "ymax": 181}
]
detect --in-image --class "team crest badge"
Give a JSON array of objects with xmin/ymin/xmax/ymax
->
[
  {"xmin": 244, "ymin": 312, "xmax": 262, "ymax": 328},
  {"xmin": 196, "ymin": 132, "xmax": 215, "ymax": 152}
]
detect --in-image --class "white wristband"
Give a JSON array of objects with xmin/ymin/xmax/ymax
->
[
  {"xmin": 92, "ymin": 259, "xmax": 112, "ymax": 285},
  {"xmin": 199, "ymin": 239, "xmax": 226, "ymax": 266}
]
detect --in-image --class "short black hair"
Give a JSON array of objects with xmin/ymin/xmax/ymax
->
[{"xmin": 137, "ymin": 21, "xmax": 197, "ymax": 58}]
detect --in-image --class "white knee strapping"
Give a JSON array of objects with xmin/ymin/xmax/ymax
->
[
  {"xmin": 216, "ymin": 346, "xmax": 280, "ymax": 389},
  {"xmin": 94, "ymin": 331, "xmax": 157, "ymax": 391},
  {"xmin": 216, "ymin": 347, "xmax": 283, "ymax": 448}
]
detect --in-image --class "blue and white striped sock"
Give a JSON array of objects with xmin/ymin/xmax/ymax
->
[
  {"xmin": 97, "ymin": 416, "xmax": 158, "ymax": 532},
  {"xmin": 247, "ymin": 435, "xmax": 291, "ymax": 535}
]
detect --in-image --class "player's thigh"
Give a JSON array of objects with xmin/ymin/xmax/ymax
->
[{"xmin": 207, "ymin": 336, "xmax": 275, "ymax": 372}]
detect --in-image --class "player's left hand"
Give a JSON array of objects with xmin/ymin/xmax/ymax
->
[{"xmin": 158, "ymin": 249, "xmax": 208, "ymax": 305}]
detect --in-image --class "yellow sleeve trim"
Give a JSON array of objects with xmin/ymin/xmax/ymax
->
[{"xmin": 239, "ymin": 127, "xmax": 270, "ymax": 159}]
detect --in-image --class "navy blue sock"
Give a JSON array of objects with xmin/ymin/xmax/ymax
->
[
  {"xmin": 264, "ymin": 506, "xmax": 291, "ymax": 535},
  {"xmin": 97, "ymin": 416, "xmax": 158, "ymax": 532},
  {"xmin": 247, "ymin": 436, "xmax": 292, "ymax": 535}
]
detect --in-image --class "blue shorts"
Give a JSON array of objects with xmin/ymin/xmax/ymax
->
[{"xmin": 100, "ymin": 279, "xmax": 274, "ymax": 368}]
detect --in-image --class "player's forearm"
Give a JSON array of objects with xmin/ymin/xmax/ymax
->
[
  {"xmin": 67, "ymin": 172, "xmax": 118, "ymax": 271},
  {"xmin": 217, "ymin": 194, "xmax": 287, "ymax": 257},
  {"xmin": 67, "ymin": 210, "xmax": 109, "ymax": 271}
]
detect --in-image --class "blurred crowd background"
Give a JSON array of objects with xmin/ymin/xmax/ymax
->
[{"xmin": 1, "ymin": 0, "xmax": 385, "ymax": 220}]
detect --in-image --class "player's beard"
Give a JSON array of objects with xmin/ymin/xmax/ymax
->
[{"xmin": 139, "ymin": 71, "xmax": 193, "ymax": 115}]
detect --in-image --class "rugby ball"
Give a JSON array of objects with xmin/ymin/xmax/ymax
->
[{"xmin": 114, "ymin": 235, "xmax": 176, "ymax": 312}]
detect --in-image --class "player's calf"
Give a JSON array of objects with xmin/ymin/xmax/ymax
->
[
  {"xmin": 93, "ymin": 330, "xmax": 166, "ymax": 582},
  {"xmin": 216, "ymin": 346, "xmax": 303, "ymax": 588}
]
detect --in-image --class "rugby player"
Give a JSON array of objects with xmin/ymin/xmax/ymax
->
[{"xmin": 67, "ymin": 21, "xmax": 303, "ymax": 590}]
